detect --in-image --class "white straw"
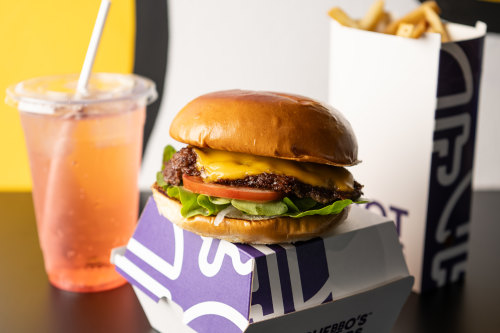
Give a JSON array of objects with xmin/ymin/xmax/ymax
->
[
  {"xmin": 76, "ymin": 0, "xmax": 111, "ymax": 95},
  {"xmin": 41, "ymin": 0, "xmax": 112, "ymax": 236}
]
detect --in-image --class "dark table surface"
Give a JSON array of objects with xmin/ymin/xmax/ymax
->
[{"xmin": 1, "ymin": 191, "xmax": 499, "ymax": 333}]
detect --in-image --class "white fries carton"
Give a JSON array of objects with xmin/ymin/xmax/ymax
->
[
  {"xmin": 112, "ymin": 197, "xmax": 413, "ymax": 333},
  {"xmin": 329, "ymin": 20, "xmax": 487, "ymax": 292}
]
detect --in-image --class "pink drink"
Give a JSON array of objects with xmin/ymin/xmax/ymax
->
[{"xmin": 7, "ymin": 74, "xmax": 156, "ymax": 292}]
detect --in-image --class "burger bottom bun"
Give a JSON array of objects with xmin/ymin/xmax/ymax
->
[{"xmin": 151, "ymin": 185, "xmax": 349, "ymax": 244}]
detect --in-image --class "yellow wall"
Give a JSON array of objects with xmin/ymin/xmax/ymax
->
[{"xmin": 0, "ymin": 0, "xmax": 135, "ymax": 191}]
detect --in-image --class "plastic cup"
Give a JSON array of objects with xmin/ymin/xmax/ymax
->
[{"xmin": 6, "ymin": 73, "xmax": 157, "ymax": 292}]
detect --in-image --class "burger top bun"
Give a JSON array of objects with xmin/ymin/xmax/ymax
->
[{"xmin": 169, "ymin": 90, "xmax": 359, "ymax": 167}]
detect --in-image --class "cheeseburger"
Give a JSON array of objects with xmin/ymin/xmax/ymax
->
[{"xmin": 152, "ymin": 90, "xmax": 363, "ymax": 244}]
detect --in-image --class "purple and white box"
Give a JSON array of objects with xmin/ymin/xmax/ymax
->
[
  {"xmin": 329, "ymin": 20, "xmax": 487, "ymax": 292},
  {"xmin": 112, "ymin": 197, "xmax": 413, "ymax": 333}
]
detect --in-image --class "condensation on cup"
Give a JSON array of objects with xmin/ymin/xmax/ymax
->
[{"xmin": 6, "ymin": 73, "xmax": 157, "ymax": 292}]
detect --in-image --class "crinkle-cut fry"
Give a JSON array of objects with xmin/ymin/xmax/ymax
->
[
  {"xmin": 411, "ymin": 19, "xmax": 427, "ymax": 39},
  {"xmin": 396, "ymin": 23, "xmax": 415, "ymax": 38},
  {"xmin": 423, "ymin": 5, "xmax": 450, "ymax": 42},
  {"xmin": 384, "ymin": 1, "xmax": 440, "ymax": 34},
  {"xmin": 328, "ymin": 7, "xmax": 360, "ymax": 28},
  {"xmin": 358, "ymin": 0, "xmax": 385, "ymax": 31}
]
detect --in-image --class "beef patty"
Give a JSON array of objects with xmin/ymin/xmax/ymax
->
[{"xmin": 162, "ymin": 147, "xmax": 363, "ymax": 204}]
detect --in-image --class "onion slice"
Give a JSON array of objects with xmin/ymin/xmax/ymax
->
[
  {"xmin": 213, "ymin": 205, "xmax": 276, "ymax": 226},
  {"xmin": 214, "ymin": 205, "xmax": 236, "ymax": 226}
]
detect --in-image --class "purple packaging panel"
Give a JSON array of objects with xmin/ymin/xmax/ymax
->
[
  {"xmin": 126, "ymin": 276, "xmax": 413, "ymax": 333},
  {"xmin": 113, "ymin": 197, "xmax": 412, "ymax": 333}
]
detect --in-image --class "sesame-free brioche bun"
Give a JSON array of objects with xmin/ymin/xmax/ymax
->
[
  {"xmin": 169, "ymin": 90, "xmax": 359, "ymax": 167},
  {"xmin": 152, "ymin": 184, "xmax": 349, "ymax": 244}
]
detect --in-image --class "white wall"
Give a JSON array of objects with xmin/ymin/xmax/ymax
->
[
  {"xmin": 140, "ymin": 0, "xmax": 500, "ymax": 191},
  {"xmin": 140, "ymin": 0, "xmax": 333, "ymax": 187}
]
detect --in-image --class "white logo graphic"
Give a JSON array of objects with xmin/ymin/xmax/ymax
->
[
  {"xmin": 249, "ymin": 245, "xmax": 285, "ymax": 321},
  {"xmin": 250, "ymin": 244, "xmax": 333, "ymax": 322},
  {"xmin": 198, "ymin": 237, "xmax": 253, "ymax": 277},
  {"xmin": 183, "ymin": 301, "xmax": 249, "ymax": 331},
  {"xmin": 433, "ymin": 114, "xmax": 471, "ymax": 187},
  {"xmin": 127, "ymin": 223, "xmax": 184, "ymax": 280},
  {"xmin": 430, "ymin": 42, "xmax": 473, "ymax": 287},
  {"xmin": 114, "ymin": 253, "xmax": 172, "ymax": 300},
  {"xmin": 437, "ymin": 43, "xmax": 473, "ymax": 110}
]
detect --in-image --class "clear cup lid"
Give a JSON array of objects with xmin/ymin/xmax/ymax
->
[{"xmin": 6, "ymin": 73, "xmax": 157, "ymax": 114}]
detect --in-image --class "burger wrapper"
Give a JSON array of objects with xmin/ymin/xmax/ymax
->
[
  {"xmin": 328, "ymin": 20, "xmax": 486, "ymax": 293},
  {"xmin": 111, "ymin": 197, "xmax": 412, "ymax": 333}
]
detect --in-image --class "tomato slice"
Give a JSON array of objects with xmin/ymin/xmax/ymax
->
[{"xmin": 182, "ymin": 174, "xmax": 283, "ymax": 202}]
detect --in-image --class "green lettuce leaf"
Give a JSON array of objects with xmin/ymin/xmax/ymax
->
[
  {"xmin": 177, "ymin": 186, "xmax": 206, "ymax": 217},
  {"xmin": 282, "ymin": 197, "xmax": 299, "ymax": 213},
  {"xmin": 293, "ymin": 197, "xmax": 318, "ymax": 210},
  {"xmin": 231, "ymin": 199, "xmax": 288, "ymax": 216},
  {"xmin": 161, "ymin": 145, "xmax": 177, "ymax": 170},
  {"xmin": 156, "ymin": 143, "xmax": 355, "ymax": 219},
  {"xmin": 164, "ymin": 185, "xmax": 355, "ymax": 219},
  {"xmin": 208, "ymin": 196, "xmax": 231, "ymax": 205},
  {"xmin": 157, "ymin": 171, "xmax": 168, "ymax": 187},
  {"xmin": 156, "ymin": 145, "xmax": 177, "ymax": 186},
  {"xmin": 165, "ymin": 186, "xmax": 229, "ymax": 218},
  {"xmin": 283, "ymin": 199, "xmax": 353, "ymax": 218},
  {"xmin": 166, "ymin": 186, "xmax": 180, "ymax": 200},
  {"xmin": 283, "ymin": 196, "xmax": 318, "ymax": 212},
  {"xmin": 198, "ymin": 194, "xmax": 230, "ymax": 215}
]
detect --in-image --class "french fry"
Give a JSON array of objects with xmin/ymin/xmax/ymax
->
[
  {"xmin": 423, "ymin": 5, "xmax": 450, "ymax": 42},
  {"xmin": 328, "ymin": 7, "xmax": 359, "ymax": 28},
  {"xmin": 375, "ymin": 11, "xmax": 392, "ymax": 33},
  {"xmin": 411, "ymin": 19, "xmax": 427, "ymax": 39},
  {"xmin": 327, "ymin": 0, "xmax": 450, "ymax": 41},
  {"xmin": 384, "ymin": 1, "xmax": 440, "ymax": 34},
  {"xmin": 358, "ymin": 0, "xmax": 385, "ymax": 31},
  {"xmin": 396, "ymin": 23, "xmax": 415, "ymax": 38}
]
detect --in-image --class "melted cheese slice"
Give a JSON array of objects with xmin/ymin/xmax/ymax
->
[{"xmin": 192, "ymin": 147, "xmax": 354, "ymax": 192}]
